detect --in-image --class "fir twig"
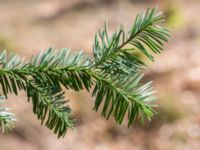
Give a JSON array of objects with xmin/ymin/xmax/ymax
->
[{"xmin": 0, "ymin": 8, "xmax": 170, "ymax": 138}]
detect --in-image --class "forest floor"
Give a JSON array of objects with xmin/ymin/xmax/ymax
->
[{"xmin": 0, "ymin": 0, "xmax": 200, "ymax": 150}]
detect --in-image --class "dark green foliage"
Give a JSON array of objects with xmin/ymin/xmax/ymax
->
[
  {"xmin": 26, "ymin": 80, "xmax": 74, "ymax": 138},
  {"xmin": 0, "ymin": 8, "xmax": 170, "ymax": 138},
  {"xmin": 92, "ymin": 73, "xmax": 156, "ymax": 126},
  {"xmin": 91, "ymin": 8, "xmax": 170, "ymax": 126}
]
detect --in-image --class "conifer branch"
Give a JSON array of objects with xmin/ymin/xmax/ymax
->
[
  {"xmin": 90, "ymin": 72, "xmax": 156, "ymax": 126},
  {"xmin": 0, "ymin": 8, "xmax": 170, "ymax": 137},
  {"xmin": 92, "ymin": 8, "xmax": 170, "ymax": 77},
  {"xmin": 26, "ymin": 80, "xmax": 74, "ymax": 138}
]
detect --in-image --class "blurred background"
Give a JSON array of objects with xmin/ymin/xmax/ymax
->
[{"xmin": 0, "ymin": 0, "xmax": 200, "ymax": 150}]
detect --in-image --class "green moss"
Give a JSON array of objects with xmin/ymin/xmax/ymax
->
[
  {"xmin": 164, "ymin": 1, "xmax": 185, "ymax": 28},
  {"xmin": 0, "ymin": 35, "xmax": 16, "ymax": 52}
]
